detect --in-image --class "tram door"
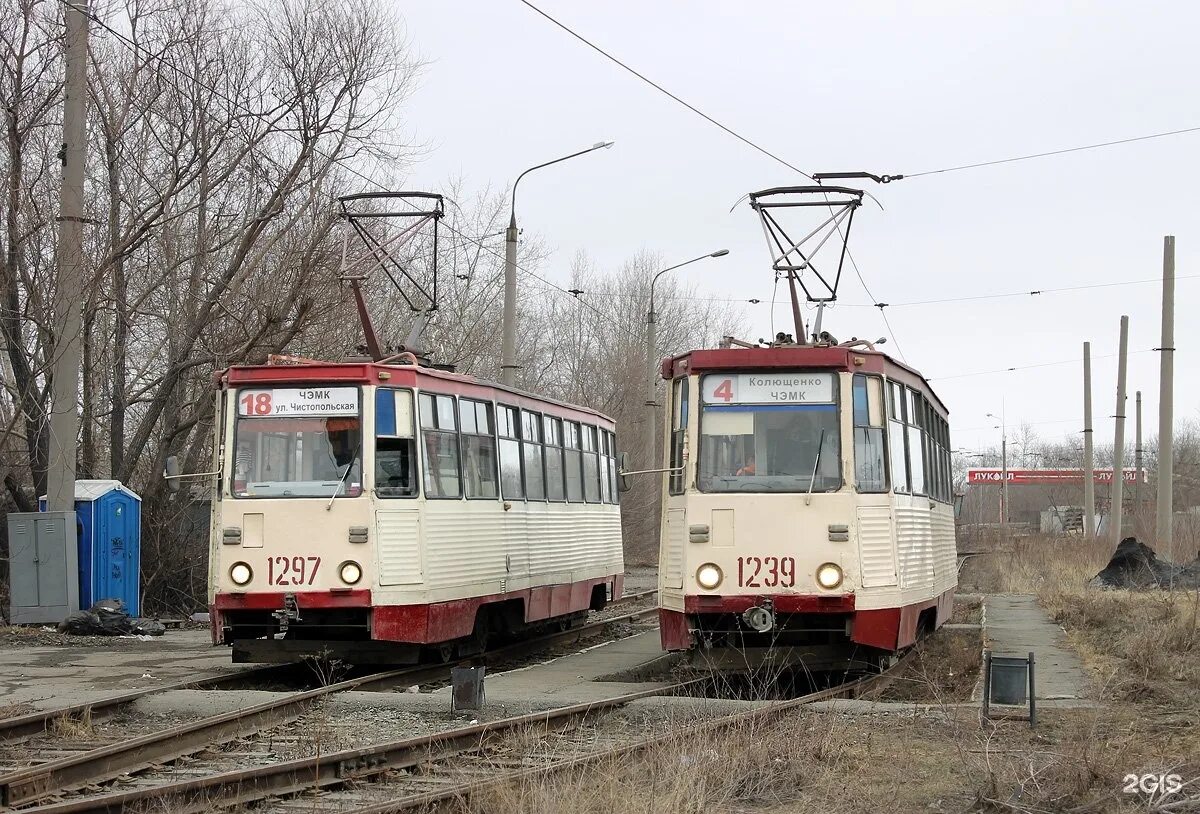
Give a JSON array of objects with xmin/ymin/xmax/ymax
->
[{"xmin": 660, "ymin": 378, "xmax": 690, "ymax": 589}]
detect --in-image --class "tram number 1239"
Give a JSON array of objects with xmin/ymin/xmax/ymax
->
[{"xmin": 737, "ymin": 556, "xmax": 796, "ymax": 588}]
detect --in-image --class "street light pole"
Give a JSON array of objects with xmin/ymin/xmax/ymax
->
[
  {"xmin": 988, "ymin": 411, "xmax": 1008, "ymax": 531},
  {"xmin": 500, "ymin": 141, "xmax": 614, "ymax": 387},
  {"xmin": 644, "ymin": 250, "xmax": 730, "ymax": 463}
]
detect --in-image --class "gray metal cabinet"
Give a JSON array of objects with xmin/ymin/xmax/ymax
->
[{"xmin": 8, "ymin": 511, "xmax": 79, "ymax": 624}]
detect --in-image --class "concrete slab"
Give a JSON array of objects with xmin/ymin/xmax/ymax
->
[
  {"xmin": 0, "ymin": 630, "xmax": 235, "ymax": 710},
  {"xmin": 981, "ymin": 594, "xmax": 1090, "ymax": 701}
]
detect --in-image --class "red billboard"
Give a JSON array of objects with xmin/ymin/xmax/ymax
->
[{"xmin": 966, "ymin": 468, "xmax": 1147, "ymax": 485}]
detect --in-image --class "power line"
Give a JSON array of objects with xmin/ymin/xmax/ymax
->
[
  {"xmin": 928, "ymin": 349, "xmax": 1156, "ymax": 382},
  {"xmin": 515, "ymin": 0, "xmax": 813, "ymax": 180},
  {"xmin": 906, "ymin": 124, "xmax": 1200, "ymax": 179},
  {"xmin": 837, "ymin": 273, "xmax": 1199, "ymax": 309}
]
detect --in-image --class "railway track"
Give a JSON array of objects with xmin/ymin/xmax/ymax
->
[
  {"xmin": 0, "ymin": 589, "xmax": 659, "ymax": 809},
  {"xmin": 17, "ymin": 649, "xmax": 905, "ymax": 814}
]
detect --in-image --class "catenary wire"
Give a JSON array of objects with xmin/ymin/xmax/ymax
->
[
  {"xmin": 515, "ymin": 0, "xmax": 813, "ymax": 180},
  {"xmin": 927, "ymin": 349, "xmax": 1156, "ymax": 382},
  {"xmin": 906, "ymin": 124, "xmax": 1200, "ymax": 179},
  {"xmin": 837, "ymin": 273, "xmax": 1199, "ymax": 309}
]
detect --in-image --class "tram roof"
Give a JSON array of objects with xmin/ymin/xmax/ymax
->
[
  {"xmin": 662, "ymin": 345, "xmax": 949, "ymax": 416},
  {"xmin": 218, "ymin": 361, "xmax": 616, "ymax": 425}
]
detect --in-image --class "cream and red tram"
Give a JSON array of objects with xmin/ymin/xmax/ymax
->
[
  {"xmin": 209, "ymin": 360, "xmax": 624, "ymax": 663},
  {"xmin": 656, "ymin": 344, "xmax": 956, "ymax": 669}
]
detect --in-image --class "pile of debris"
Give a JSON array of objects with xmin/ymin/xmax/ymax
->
[
  {"xmin": 1089, "ymin": 537, "xmax": 1200, "ymax": 590},
  {"xmin": 58, "ymin": 599, "xmax": 166, "ymax": 637}
]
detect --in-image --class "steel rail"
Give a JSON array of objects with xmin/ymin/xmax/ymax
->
[
  {"xmin": 1, "ymin": 590, "xmax": 657, "ymax": 807},
  {"xmin": 354, "ymin": 655, "xmax": 909, "ymax": 813},
  {"xmin": 22, "ymin": 674, "xmax": 706, "ymax": 814},
  {"xmin": 0, "ymin": 662, "xmax": 295, "ymax": 744}
]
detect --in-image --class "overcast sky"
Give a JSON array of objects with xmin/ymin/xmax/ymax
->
[{"xmin": 395, "ymin": 1, "xmax": 1196, "ymax": 457}]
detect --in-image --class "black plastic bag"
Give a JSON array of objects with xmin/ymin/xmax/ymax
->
[{"xmin": 130, "ymin": 619, "xmax": 166, "ymax": 637}]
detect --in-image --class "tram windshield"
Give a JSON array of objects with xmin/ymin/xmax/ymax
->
[
  {"xmin": 697, "ymin": 372, "xmax": 841, "ymax": 493},
  {"xmin": 231, "ymin": 386, "xmax": 362, "ymax": 498}
]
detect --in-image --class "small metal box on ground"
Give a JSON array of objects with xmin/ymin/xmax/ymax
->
[
  {"xmin": 8, "ymin": 512, "xmax": 79, "ymax": 624},
  {"xmin": 39, "ymin": 480, "xmax": 142, "ymax": 616},
  {"xmin": 981, "ymin": 650, "xmax": 1037, "ymax": 727},
  {"xmin": 451, "ymin": 666, "xmax": 486, "ymax": 711}
]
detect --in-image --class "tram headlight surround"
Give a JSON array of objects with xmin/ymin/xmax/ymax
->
[
  {"xmin": 816, "ymin": 562, "xmax": 843, "ymax": 590},
  {"xmin": 696, "ymin": 563, "xmax": 723, "ymax": 590},
  {"xmin": 229, "ymin": 562, "xmax": 253, "ymax": 586},
  {"xmin": 339, "ymin": 560, "xmax": 363, "ymax": 585}
]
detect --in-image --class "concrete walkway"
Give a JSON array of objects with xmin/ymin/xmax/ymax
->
[{"xmin": 981, "ymin": 594, "xmax": 1090, "ymax": 702}]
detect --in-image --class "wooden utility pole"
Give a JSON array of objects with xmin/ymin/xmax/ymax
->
[
  {"xmin": 1110, "ymin": 316, "xmax": 1129, "ymax": 542},
  {"xmin": 1082, "ymin": 341, "xmax": 1096, "ymax": 539},
  {"xmin": 47, "ymin": 2, "xmax": 89, "ymax": 513},
  {"xmin": 1157, "ymin": 236, "xmax": 1175, "ymax": 548},
  {"xmin": 1134, "ymin": 390, "xmax": 1143, "ymax": 536}
]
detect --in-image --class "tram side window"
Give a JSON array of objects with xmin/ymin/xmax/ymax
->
[
  {"xmin": 907, "ymin": 388, "xmax": 926, "ymax": 495},
  {"xmin": 669, "ymin": 377, "xmax": 688, "ymax": 496},
  {"xmin": 607, "ymin": 431, "xmax": 620, "ymax": 502},
  {"xmin": 852, "ymin": 374, "xmax": 887, "ymax": 493},
  {"xmin": 543, "ymin": 416, "xmax": 566, "ymax": 501},
  {"xmin": 887, "ymin": 381, "xmax": 910, "ymax": 493},
  {"xmin": 599, "ymin": 430, "xmax": 611, "ymax": 504},
  {"xmin": 460, "ymin": 398, "xmax": 499, "ymax": 499},
  {"xmin": 375, "ymin": 388, "xmax": 417, "ymax": 498},
  {"xmin": 497, "ymin": 405, "xmax": 523, "ymax": 500},
  {"xmin": 419, "ymin": 393, "xmax": 461, "ymax": 498},
  {"xmin": 564, "ymin": 421, "xmax": 584, "ymax": 502},
  {"xmin": 522, "ymin": 410, "xmax": 545, "ymax": 500},
  {"xmin": 580, "ymin": 425, "xmax": 600, "ymax": 502}
]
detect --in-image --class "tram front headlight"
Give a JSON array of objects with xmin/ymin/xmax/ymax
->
[
  {"xmin": 816, "ymin": 562, "xmax": 843, "ymax": 590},
  {"xmin": 229, "ymin": 562, "xmax": 253, "ymax": 586},
  {"xmin": 696, "ymin": 563, "xmax": 723, "ymax": 590},
  {"xmin": 339, "ymin": 560, "xmax": 363, "ymax": 585}
]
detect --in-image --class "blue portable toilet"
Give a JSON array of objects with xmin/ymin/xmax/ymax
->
[{"xmin": 39, "ymin": 480, "xmax": 142, "ymax": 616}]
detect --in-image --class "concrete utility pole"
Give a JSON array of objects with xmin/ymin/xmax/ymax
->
[
  {"xmin": 987, "ymin": 410, "xmax": 1007, "ymax": 531},
  {"xmin": 1157, "ymin": 235, "xmax": 1175, "ymax": 548},
  {"xmin": 1083, "ymin": 341, "xmax": 1096, "ymax": 539},
  {"xmin": 1134, "ymin": 390, "xmax": 1143, "ymax": 519},
  {"xmin": 644, "ymin": 250, "xmax": 729, "ymax": 462},
  {"xmin": 1111, "ymin": 315, "xmax": 1129, "ymax": 542},
  {"xmin": 500, "ymin": 141, "xmax": 613, "ymax": 387},
  {"xmin": 47, "ymin": 1, "xmax": 90, "ymax": 513}
]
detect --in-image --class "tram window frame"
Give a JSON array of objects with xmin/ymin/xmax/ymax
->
[
  {"xmin": 497, "ymin": 404, "xmax": 523, "ymax": 501},
  {"xmin": 599, "ymin": 429, "xmax": 611, "ymax": 503},
  {"xmin": 607, "ymin": 430, "xmax": 620, "ymax": 502},
  {"xmin": 459, "ymin": 398, "xmax": 499, "ymax": 500},
  {"xmin": 906, "ymin": 387, "xmax": 926, "ymax": 495},
  {"xmin": 668, "ymin": 377, "xmax": 688, "ymax": 496},
  {"xmin": 887, "ymin": 380, "xmax": 910, "ymax": 494},
  {"xmin": 564, "ymin": 420, "xmax": 584, "ymax": 502},
  {"xmin": 852, "ymin": 374, "xmax": 889, "ymax": 493},
  {"xmin": 419, "ymin": 392, "xmax": 462, "ymax": 499},
  {"xmin": 543, "ymin": 415, "xmax": 566, "ymax": 502},
  {"xmin": 581, "ymin": 424, "xmax": 601, "ymax": 503},
  {"xmin": 521, "ymin": 409, "xmax": 545, "ymax": 501},
  {"xmin": 374, "ymin": 387, "xmax": 418, "ymax": 499}
]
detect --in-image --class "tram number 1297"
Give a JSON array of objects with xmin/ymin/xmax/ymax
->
[
  {"xmin": 737, "ymin": 556, "xmax": 796, "ymax": 588},
  {"xmin": 267, "ymin": 556, "xmax": 321, "ymax": 586}
]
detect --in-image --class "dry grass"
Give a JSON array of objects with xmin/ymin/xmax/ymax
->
[
  {"xmin": 51, "ymin": 707, "xmax": 96, "ymax": 740},
  {"xmin": 437, "ymin": 537, "xmax": 1198, "ymax": 813}
]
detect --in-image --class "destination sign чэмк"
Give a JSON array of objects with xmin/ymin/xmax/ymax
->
[
  {"xmin": 702, "ymin": 372, "xmax": 835, "ymax": 404},
  {"xmin": 238, "ymin": 387, "xmax": 359, "ymax": 417}
]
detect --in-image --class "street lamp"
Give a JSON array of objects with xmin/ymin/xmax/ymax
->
[
  {"xmin": 987, "ymin": 411, "xmax": 1008, "ymax": 530},
  {"xmin": 500, "ymin": 141, "xmax": 615, "ymax": 386},
  {"xmin": 644, "ymin": 249, "xmax": 730, "ymax": 459}
]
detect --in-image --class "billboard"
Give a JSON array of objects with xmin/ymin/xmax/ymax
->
[{"xmin": 966, "ymin": 468, "xmax": 1147, "ymax": 485}]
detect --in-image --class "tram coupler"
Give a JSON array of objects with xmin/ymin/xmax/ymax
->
[
  {"xmin": 742, "ymin": 600, "xmax": 775, "ymax": 633},
  {"xmin": 271, "ymin": 592, "xmax": 302, "ymax": 637}
]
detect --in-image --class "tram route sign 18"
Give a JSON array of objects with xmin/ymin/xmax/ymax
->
[
  {"xmin": 702, "ymin": 372, "xmax": 835, "ymax": 404},
  {"xmin": 238, "ymin": 387, "xmax": 359, "ymax": 417},
  {"xmin": 966, "ymin": 468, "xmax": 1147, "ymax": 485}
]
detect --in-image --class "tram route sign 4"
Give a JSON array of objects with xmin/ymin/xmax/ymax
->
[
  {"xmin": 966, "ymin": 468, "xmax": 1147, "ymax": 485},
  {"xmin": 701, "ymin": 372, "xmax": 835, "ymax": 404}
]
